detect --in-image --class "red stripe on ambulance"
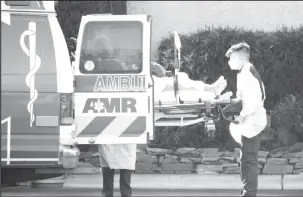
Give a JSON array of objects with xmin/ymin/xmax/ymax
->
[
  {"xmin": 119, "ymin": 116, "xmax": 146, "ymax": 137},
  {"xmin": 76, "ymin": 116, "xmax": 146, "ymax": 138},
  {"xmin": 76, "ymin": 116, "xmax": 116, "ymax": 137}
]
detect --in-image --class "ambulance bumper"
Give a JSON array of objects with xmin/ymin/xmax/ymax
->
[{"xmin": 59, "ymin": 145, "xmax": 80, "ymax": 169}]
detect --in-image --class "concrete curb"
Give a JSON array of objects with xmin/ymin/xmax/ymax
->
[
  {"xmin": 64, "ymin": 174, "xmax": 303, "ymax": 190},
  {"xmin": 68, "ymin": 162, "xmax": 303, "ymax": 190},
  {"xmin": 131, "ymin": 174, "xmax": 280, "ymax": 190},
  {"xmin": 283, "ymin": 174, "xmax": 303, "ymax": 190}
]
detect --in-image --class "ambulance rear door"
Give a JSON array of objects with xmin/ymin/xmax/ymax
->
[{"xmin": 73, "ymin": 15, "xmax": 153, "ymax": 144}]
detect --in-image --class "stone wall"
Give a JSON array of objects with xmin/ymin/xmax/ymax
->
[
  {"xmin": 80, "ymin": 142, "xmax": 303, "ymax": 175},
  {"xmin": 135, "ymin": 146, "xmax": 303, "ymax": 175}
]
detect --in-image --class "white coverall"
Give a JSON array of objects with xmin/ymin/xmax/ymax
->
[
  {"xmin": 229, "ymin": 62, "xmax": 267, "ymax": 197},
  {"xmin": 98, "ymin": 144, "xmax": 137, "ymax": 170},
  {"xmin": 98, "ymin": 144, "xmax": 136, "ymax": 197},
  {"xmin": 229, "ymin": 62, "xmax": 267, "ymax": 144}
]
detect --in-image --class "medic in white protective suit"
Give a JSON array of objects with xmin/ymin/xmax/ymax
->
[
  {"xmin": 226, "ymin": 42, "xmax": 267, "ymax": 197},
  {"xmin": 93, "ymin": 35, "xmax": 136, "ymax": 197}
]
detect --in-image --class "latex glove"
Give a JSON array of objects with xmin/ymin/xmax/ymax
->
[{"xmin": 234, "ymin": 115, "xmax": 245, "ymax": 124}]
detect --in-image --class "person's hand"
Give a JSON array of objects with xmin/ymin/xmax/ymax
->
[
  {"xmin": 234, "ymin": 115, "xmax": 245, "ymax": 124},
  {"xmin": 231, "ymin": 97, "xmax": 241, "ymax": 103}
]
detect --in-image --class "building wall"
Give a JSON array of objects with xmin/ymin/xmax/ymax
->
[{"xmin": 127, "ymin": 1, "xmax": 303, "ymax": 58}]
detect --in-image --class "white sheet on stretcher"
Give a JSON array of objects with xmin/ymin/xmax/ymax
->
[{"xmin": 153, "ymin": 72, "xmax": 232, "ymax": 105}]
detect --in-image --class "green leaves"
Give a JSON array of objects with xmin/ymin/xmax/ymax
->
[
  {"xmin": 271, "ymin": 94, "xmax": 303, "ymax": 141},
  {"xmin": 55, "ymin": 1, "xmax": 127, "ymax": 48},
  {"xmin": 152, "ymin": 124, "xmax": 213, "ymax": 149}
]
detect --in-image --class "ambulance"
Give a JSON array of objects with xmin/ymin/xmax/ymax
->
[
  {"xmin": 1, "ymin": 1, "xmax": 79, "ymax": 185},
  {"xmin": 73, "ymin": 14, "xmax": 154, "ymax": 146}
]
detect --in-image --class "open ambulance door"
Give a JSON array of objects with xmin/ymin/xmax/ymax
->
[{"xmin": 73, "ymin": 15, "xmax": 154, "ymax": 145}]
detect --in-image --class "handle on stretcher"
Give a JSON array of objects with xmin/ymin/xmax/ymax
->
[{"xmin": 217, "ymin": 105, "xmax": 239, "ymax": 124}]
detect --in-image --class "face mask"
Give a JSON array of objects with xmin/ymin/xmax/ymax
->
[
  {"xmin": 228, "ymin": 61, "xmax": 238, "ymax": 70},
  {"xmin": 228, "ymin": 55, "xmax": 242, "ymax": 70}
]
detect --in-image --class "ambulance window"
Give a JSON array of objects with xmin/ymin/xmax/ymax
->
[
  {"xmin": 5, "ymin": 1, "xmax": 30, "ymax": 6},
  {"xmin": 79, "ymin": 21, "xmax": 143, "ymax": 74}
]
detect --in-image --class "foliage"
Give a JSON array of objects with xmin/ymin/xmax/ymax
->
[
  {"xmin": 153, "ymin": 26, "xmax": 303, "ymax": 148},
  {"xmin": 271, "ymin": 94, "xmax": 303, "ymax": 141},
  {"xmin": 152, "ymin": 125, "xmax": 210, "ymax": 149},
  {"xmin": 55, "ymin": 1, "xmax": 126, "ymax": 47},
  {"xmin": 151, "ymin": 121, "xmax": 238, "ymax": 150}
]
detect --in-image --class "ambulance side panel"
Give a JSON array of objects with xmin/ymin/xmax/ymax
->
[
  {"xmin": 1, "ymin": 12, "xmax": 60, "ymax": 166},
  {"xmin": 73, "ymin": 15, "xmax": 153, "ymax": 144}
]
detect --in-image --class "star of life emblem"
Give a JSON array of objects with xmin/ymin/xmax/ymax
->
[{"xmin": 93, "ymin": 99, "xmax": 105, "ymax": 113}]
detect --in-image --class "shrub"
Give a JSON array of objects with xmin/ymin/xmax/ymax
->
[
  {"xmin": 271, "ymin": 94, "xmax": 303, "ymax": 141},
  {"xmin": 55, "ymin": 1, "xmax": 127, "ymax": 46},
  {"xmin": 151, "ymin": 123, "xmax": 234, "ymax": 149}
]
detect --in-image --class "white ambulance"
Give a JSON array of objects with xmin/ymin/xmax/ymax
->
[
  {"xmin": 1, "ymin": 1, "xmax": 79, "ymax": 185},
  {"xmin": 72, "ymin": 14, "xmax": 154, "ymax": 147}
]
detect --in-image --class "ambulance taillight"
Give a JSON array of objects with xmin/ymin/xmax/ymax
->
[{"xmin": 60, "ymin": 93, "xmax": 73, "ymax": 125}]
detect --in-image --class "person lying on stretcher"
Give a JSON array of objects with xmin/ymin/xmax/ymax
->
[{"xmin": 151, "ymin": 62, "xmax": 232, "ymax": 104}]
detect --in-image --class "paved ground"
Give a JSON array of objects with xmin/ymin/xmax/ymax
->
[
  {"xmin": 3, "ymin": 188, "xmax": 303, "ymax": 197},
  {"xmin": 2, "ymin": 174, "xmax": 303, "ymax": 197},
  {"xmin": 63, "ymin": 174, "xmax": 303, "ymax": 190}
]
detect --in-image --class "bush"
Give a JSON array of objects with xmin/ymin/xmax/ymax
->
[
  {"xmin": 151, "ymin": 123, "xmax": 237, "ymax": 150},
  {"xmin": 271, "ymin": 94, "xmax": 303, "ymax": 141},
  {"xmin": 152, "ymin": 26, "xmax": 303, "ymax": 148},
  {"xmin": 55, "ymin": 1, "xmax": 126, "ymax": 46}
]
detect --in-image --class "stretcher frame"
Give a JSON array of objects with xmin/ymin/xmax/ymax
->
[
  {"xmin": 154, "ymin": 100, "xmax": 238, "ymax": 127},
  {"xmin": 153, "ymin": 32, "xmax": 239, "ymax": 128}
]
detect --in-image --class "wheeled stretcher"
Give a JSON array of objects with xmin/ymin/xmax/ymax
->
[
  {"xmin": 154, "ymin": 87, "xmax": 235, "ymax": 127},
  {"xmin": 153, "ymin": 31, "xmax": 239, "ymax": 132}
]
